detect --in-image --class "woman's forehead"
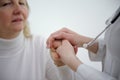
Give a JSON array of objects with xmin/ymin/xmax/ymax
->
[{"xmin": 0, "ymin": 0, "xmax": 27, "ymax": 2}]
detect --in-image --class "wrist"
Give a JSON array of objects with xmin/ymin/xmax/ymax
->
[
  {"xmin": 78, "ymin": 35, "xmax": 93, "ymax": 48},
  {"xmin": 67, "ymin": 56, "xmax": 82, "ymax": 72}
]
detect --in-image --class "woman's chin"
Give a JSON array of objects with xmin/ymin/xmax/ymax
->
[{"xmin": 13, "ymin": 26, "xmax": 24, "ymax": 33}]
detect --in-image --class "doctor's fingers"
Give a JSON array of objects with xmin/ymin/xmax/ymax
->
[
  {"xmin": 52, "ymin": 39, "xmax": 78, "ymax": 55},
  {"xmin": 56, "ymin": 40, "xmax": 75, "ymax": 56},
  {"xmin": 47, "ymin": 31, "xmax": 78, "ymax": 49},
  {"xmin": 50, "ymin": 27, "xmax": 77, "ymax": 40},
  {"xmin": 47, "ymin": 31, "xmax": 69, "ymax": 48}
]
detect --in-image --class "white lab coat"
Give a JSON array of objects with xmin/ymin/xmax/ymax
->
[{"xmin": 75, "ymin": 7, "xmax": 120, "ymax": 80}]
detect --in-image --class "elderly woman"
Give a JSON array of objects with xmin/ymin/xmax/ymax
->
[{"xmin": 0, "ymin": 0, "xmax": 78, "ymax": 80}]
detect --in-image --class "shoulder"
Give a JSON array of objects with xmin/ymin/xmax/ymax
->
[
  {"xmin": 25, "ymin": 34, "xmax": 50, "ymax": 59},
  {"xmin": 31, "ymin": 35, "xmax": 48, "ymax": 51},
  {"xmin": 24, "ymin": 34, "xmax": 48, "ymax": 53},
  {"xmin": 33, "ymin": 35, "xmax": 46, "ymax": 46}
]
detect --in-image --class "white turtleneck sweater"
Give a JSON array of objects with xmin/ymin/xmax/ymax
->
[{"xmin": 0, "ymin": 32, "xmax": 74, "ymax": 80}]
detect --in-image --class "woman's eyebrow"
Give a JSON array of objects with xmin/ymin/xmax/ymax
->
[
  {"xmin": 0, "ymin": 0, "xmax": 11, "ymax": 3},
  {"xmin": 20, "ymin": 0, "xmax": 26, "ymax": 2}
]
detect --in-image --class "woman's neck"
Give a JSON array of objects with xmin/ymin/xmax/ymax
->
[
  {"xmin": 0, "ymin": 31, "xmax": 25, "ymax": 57},
  {"xmin": 0, "ymin": 32, "xmax": 20, "ymax": 39}
]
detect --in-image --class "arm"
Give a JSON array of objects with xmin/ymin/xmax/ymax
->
[
  {"xmin": 56, "ymin": 40, "xmax": 82, "ymax": 71},
  {"xmin": 47, "ymin": 27, "xmax": 98, "ymax": 54},
  {"xmin": 56, "ymin": 40, "xmax": 118, "ymax": 80}
]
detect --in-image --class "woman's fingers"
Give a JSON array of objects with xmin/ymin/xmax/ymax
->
[{"xmin": 50, "ymin": 49, "xmax": 65, "ymax": 67}]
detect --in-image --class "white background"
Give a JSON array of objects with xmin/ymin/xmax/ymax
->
[{"xmin": 28, "ymin": 0, "xmax": 120, "ymax": 71}]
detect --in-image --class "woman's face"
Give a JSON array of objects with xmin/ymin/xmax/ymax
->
[{"xmin": 0, "ymin": 0, "xmax": 28, "ymax": 37}]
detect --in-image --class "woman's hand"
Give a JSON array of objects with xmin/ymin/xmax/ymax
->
[
  {"xmin": 50, "ymin": 40, "xmax": 65, "ymax": 67},
  {"xmin": 56, "ymin": 40, "xmax": 82, "ymax": 71},
  {"xmin": 50, "ymin": 49, "xmax": 65, "ymax": 67}
]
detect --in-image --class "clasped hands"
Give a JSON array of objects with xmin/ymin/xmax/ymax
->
[{"xmin": 49, "ymin": 39, "xmax": 78, "ymax": 67}]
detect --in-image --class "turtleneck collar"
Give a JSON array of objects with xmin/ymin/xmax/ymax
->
[{"xmin": 0, "ymin": 31, "xmax": 25, "ymax": 57}]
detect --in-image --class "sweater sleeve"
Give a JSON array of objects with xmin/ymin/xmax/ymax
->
[
  {"xmin": 76, "ymin": 64, "xmax": 117, "ymax": 80},
  {"xmin": 45, "ymin": 49, "xmax": 75, "ymax": 80},
  {"xmin": 88, "ymin": 39, "xmax": 106, "ymax": 61}
]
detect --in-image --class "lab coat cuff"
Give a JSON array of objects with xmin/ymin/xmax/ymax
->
[
  {"xmin": 58, "ymin": 65, "xmax": 74, "ymax": 80},
  {"xmin": 88, "ymin": 39, "xmax": 106, "ymax": 61},
  {"xmin": 76, "ymin": 64, "xmax": 93, "ymax": 79}
]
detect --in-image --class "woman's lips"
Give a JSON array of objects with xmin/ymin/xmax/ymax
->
[{"xmin": 12, "ymin": 18, "xmax": 23, "ymax": 23}]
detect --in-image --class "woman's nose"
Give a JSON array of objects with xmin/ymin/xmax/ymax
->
[{"xmin": 13, "ymin": 4, "xmax": 22, "ymax": 15}]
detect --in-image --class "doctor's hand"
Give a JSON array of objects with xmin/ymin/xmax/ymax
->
[
  {"xmin": 50, "ymin": 39, "xmax": 78, "ymax": 67},
  {"xmin": 47, "ymin": 27, "xmax": 85, "ymax": 48},
  {"xmin": 56, "ymin": 40, "xmax": 82, "ymax": 71},
  {"xmin": 47, "ymin": 27, "xmax": 96, "ymax": 53}
]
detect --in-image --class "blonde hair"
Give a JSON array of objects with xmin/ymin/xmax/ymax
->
[
  {"xmin": 23, "ymin": 22, "xmax": 32, "ymax": 38},
  {"xmin": 23, "ymin": 1, "xmax": 32, "ymax": 38}
]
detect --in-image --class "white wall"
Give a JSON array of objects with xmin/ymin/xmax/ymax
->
[{"xmin": 28, "ymin": 0, "xmax": 120, "ymax": 71}]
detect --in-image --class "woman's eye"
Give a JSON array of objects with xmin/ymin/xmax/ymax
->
[
  {"xmin": 19, "ymin": 2, "xmax": 26, "ymax": 6},
  {"xmin": 2, "ymin": 2, "xmax": 12, "ymax": 6}
]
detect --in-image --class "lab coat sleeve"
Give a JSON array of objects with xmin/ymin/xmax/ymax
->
[
  {"xmin": 76, "ymin": 64, "xmax": 117, "ymax": 80},
  {"xmin": 88, "ymin": 39, "xmax": 106, "ymax": 61},
  {"xmin": 57, "ymin": 66, "xmax": 75, "ymax": 80}
]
